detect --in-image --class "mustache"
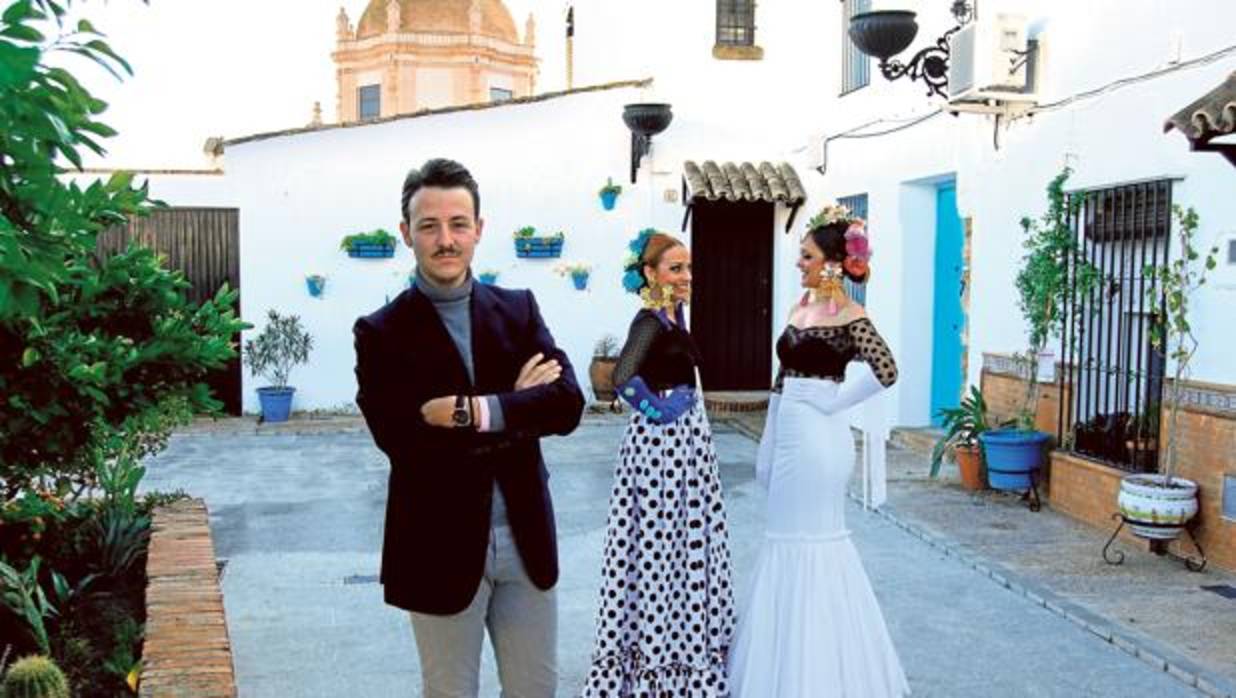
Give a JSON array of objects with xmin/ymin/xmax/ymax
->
[{"xmin": 432, "ymin": 248, "xmax": 462, "ymax": 258}]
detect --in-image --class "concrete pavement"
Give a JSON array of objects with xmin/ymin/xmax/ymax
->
[{"xmin": 141, "ymin": 416, "xmax": 1211, "ymax": 697}]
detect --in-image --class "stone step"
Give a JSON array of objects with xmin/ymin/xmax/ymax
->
[
  {"xmin": 704, "ymin": 391, "xmax": 769, "ymax": 414},
  {"xmin": 891, "ymin": 426, "xmax": 945, "ymax": 458}
]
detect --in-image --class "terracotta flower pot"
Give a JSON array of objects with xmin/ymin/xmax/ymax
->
[
  {"xmin": 589, "ymin": 357, "xmax": 618, "ymax": 402},
  {"xmin": 955, "ymin": 444, "xmax": 985, "ymax": 491}
]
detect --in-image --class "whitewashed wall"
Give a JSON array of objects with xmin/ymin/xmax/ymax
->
[
  {"xmin": 221, "ymin": 85, "xmax": 711, "ymax": 413},
  {"xmin": 86, "ymin": 0, "xmax": 1236, "ymax": 422},
  {"xmin": 801, "ymin": 0, "xmax": 1236, "ymax": 425},
  {"xmin": 959, "ymin": 1, "xmax": 1236, "ymax": 393}
]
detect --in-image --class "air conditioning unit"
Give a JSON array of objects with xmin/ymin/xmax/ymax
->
[{"xmin": 948, "ymin": 13, "xmax": 1038, "ymax": 107}]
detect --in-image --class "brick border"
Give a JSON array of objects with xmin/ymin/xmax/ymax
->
[{"xmin": 141, "ymin": 499, "xmax": 237, "ymax": 697}]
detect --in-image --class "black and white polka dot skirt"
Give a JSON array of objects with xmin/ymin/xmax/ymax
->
[{"xmin": 582, "ymin": 403, "xmax": 736, "ymax": 698}]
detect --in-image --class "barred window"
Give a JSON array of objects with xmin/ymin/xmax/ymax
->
[
  {"xmin": 358, "ymin": 84, "xmax": 381, "ymax": 121},
  {"xmin": 716, "ymin": 0, "xmax": 755, "ymax": 47},
  {"xmin": 1059, "ymin": 180, "xmax": 1175, "ymax": 473},
  {"xmin": 841, "ymin": 0, "xmax": 871, "ymax": 94},
  {"xmin": 838, "ymin": 193, "xmax": 869, "ymax": 305},
  {"xmin": 1083, "ymin": 180, "xmax": 1172, "ymax": 242},
  {"xmin": 489, "ymin": 87, "xmax": 514, "ymax": 103}
]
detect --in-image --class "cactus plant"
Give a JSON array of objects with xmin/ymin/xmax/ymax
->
[{"xmin": 2, "ymin": 655, "xmax": 70, "ymax": 698}]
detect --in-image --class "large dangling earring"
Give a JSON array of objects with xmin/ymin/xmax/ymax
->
[
  {"xmin": 811, "ymin": 262, "xmax": 848, "ymax": 316},
  {"xmin": 640, "ymin": 283, "xmax": 675, "ymax": 311}
]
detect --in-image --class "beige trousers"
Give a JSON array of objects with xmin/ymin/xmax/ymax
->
[{"xmin": 409, "ymin": 526, "xmax": 557, "ymax": 698}]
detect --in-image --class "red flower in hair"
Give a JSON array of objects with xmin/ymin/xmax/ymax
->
[{"xmin": 844, "ymin": 256, "xmax": 869, "ymax": 280}]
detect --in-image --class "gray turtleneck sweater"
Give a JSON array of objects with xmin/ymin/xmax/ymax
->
[{"xmin": 415, "ymin": 268, "xmax": 508, "ymax": 528}]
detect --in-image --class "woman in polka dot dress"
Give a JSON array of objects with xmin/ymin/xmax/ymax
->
[
  {"xmin": 728, "ymin": 213, "xmax": 910, "ymax": 697},
  {"xmin": 582, "ymin": 230, "xmax": 735, "ymax": 697}
]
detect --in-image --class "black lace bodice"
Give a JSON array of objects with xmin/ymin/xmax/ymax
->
[
  {"xmin": 612, "ymin": 309, "xmax": 701, "ymax": 391},
  {"xmin": 772, "ymin": 317, "xmax": 898, "ymax": 392}
]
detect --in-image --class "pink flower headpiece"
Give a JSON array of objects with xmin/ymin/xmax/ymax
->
[{"xmin": 844, "ymin": 220, "xmax": 870, "ymax": 261}]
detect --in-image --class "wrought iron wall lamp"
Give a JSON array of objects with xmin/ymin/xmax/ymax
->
[
  {"xmin": 622, "ymin": 103, "xmax": 673, "ymax": 184},
  {"xmin": 848, "ymin": 0, "xmax": 975, "ymax": 98}
]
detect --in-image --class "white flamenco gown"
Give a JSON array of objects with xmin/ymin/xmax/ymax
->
[{"xmin": 729, "ymin": 364, "xmax": 910, "ymax": 697}]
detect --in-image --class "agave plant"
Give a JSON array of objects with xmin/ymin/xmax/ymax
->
[{"xmin": 930, "ymin": 386, "xmax": 992, "ymax": 478}]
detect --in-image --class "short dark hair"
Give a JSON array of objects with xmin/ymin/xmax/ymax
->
[{"xmin": 401, "ymin": 158, "xmax": 480, "ymax": 222}]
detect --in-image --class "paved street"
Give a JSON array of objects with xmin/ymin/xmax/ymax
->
[{"xmin": 143, "ymin": 417, "xmax": 1206, "ymax": 697}]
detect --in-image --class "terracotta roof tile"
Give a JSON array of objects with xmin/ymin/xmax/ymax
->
[
  {"xmin": 683, "ymin": 160, "xmax": 806, "ymax": 205},
  {"xmin": 1165, "ymin": 71, "xmax": 1236, "ymax": 139}
]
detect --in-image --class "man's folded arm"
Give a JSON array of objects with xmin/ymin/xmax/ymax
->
[{"xmin": 492, "ymin": 292, "xmax": 585, "ymax": 438}]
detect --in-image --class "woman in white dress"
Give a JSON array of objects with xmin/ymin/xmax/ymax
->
[{"xmin": 728, "ymin": 206, "xmax": 910, "ymax": 697}]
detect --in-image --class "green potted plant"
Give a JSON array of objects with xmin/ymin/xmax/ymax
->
[
  {"xmin": 980, "ymin": 167, "xmax": 1100, "ymax": 496},
  {"xmin": 1117, "ymin": 205, "xmax": 1218, "ymax": 541},
  {"xmin": 589, "ymin": 334, "xmax": 621, "ymax": 405},
  {"xmin": 513, "ymin": 227, "xmax": 565, "ymax": 258},
  {"xmin": 554, "ymin": 260, "xmax": 593, "ymax": 290},
  {"xmin": 599, "ymin": 177, "xmax": 623, "ymax": 210},
  {"xmin": 477, "ymin": 269, "xmax": 500, "ymax": 284},
  {"xmin": 931, "ymin": 386, "xmax": 991, "ymax": 491},
  {"xmin": 340, "ymin": 229, "xmax": 397, "ymax": 258},
  {"xmin": 244, "ymin": 310, "xmax": 313, "ymax": 423}
]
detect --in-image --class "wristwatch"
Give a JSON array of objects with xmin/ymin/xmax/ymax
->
[{"xmin": 451, "ymin": 394, "xmax": 472, "ymax": 428}]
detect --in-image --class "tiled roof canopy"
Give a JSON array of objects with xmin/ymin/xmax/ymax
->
[
  {"xmin": 1164, "ymin": 71, "xmax": 1236, "ymax": 166},
  {"xmin": 681, "ymin": 160, "xmax": 807, "ymax": 232},
  {"xmin": 683, "ymin": 160, "xmax": 806, "ymax": 205}
]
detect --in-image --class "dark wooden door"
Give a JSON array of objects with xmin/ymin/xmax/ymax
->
[
  {"xmin": 97, "ymin": 207, "xmax": 242, "ymax": 415},
  {"xmin": 690, "ymin": 200, "xmax": 774, "ymax": 390}
]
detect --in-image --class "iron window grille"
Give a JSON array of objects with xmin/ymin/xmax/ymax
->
[
  {"xmin": 716, "ymin": 0, "xmax": 756, "ymax": 47},
  {"xmin": 1058, "ymin": 179, "xmax": 1175, "ymax": 473},
  {"xmin": 489, "ymin": 87, "xmax": 514, "ymax": 103},
  {"xmin": 841, "ymin": 0, "xmax": 872, "ymax": 95},
  {"xmin": 1083, "ymin": 182, "xmax": 1172, "ymax": 242}
]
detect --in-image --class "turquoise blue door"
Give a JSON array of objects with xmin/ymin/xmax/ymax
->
[{"xmin": 930, "ymin": 184, "xmax": 965, "ymax": 426}]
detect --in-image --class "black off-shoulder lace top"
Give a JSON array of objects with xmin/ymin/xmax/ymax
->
[{"xmin": 772, "ymin": 317, "xmax": 898, "ymax": 392}]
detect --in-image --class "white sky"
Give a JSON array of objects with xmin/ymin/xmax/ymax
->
[{"xmin": 57, "ymin": 0, "xmax": 574, "ymax": 168}]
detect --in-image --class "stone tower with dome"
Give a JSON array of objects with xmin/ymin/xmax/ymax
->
[{"xmin": 332, "ymin": 0, "xmax": 538, "ymax": 122}]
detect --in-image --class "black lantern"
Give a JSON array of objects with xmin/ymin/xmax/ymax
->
[
  {"xmin": 622, "ymin": 103, "xmax": 673, "ymax": 184},
  {"xmin": 848, "ymin": 1, "xmax": 974, "ymax": 99}
]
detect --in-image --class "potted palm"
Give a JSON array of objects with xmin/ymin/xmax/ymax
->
[
  {"xmin": 244, "ymin": 310, "xmax": 313, "ymax": 423},
  {"xmin": 980, "ymin": 167, "xmax": 1099, "ymax": 494},
  {"xmin": 1117, "ymin": 205, "xmax": 1217, "ymax": 540},
  {"xmin": 931, "ymin": 386, "xmax": 991, "ymax": 490}
]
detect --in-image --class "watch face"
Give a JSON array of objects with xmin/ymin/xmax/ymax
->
[{"xmin": 452, "ymin": 408, "xmax": 470, "ymax": 426}]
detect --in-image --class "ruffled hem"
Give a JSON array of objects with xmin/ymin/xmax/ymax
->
[{"xmin": 583, "ymin": 647, "xmax": 730, "ymax": 698}]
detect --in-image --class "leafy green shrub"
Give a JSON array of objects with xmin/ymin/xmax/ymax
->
[
  {"xmin": 1013, "ymin": 168, "xmax": 1100, "ymax": 430},
  {"xmin": 243, "ymin": 310, "xmax": 313, "ymax": 389},
  {"xmin": 0, "ymin": 2, "xmax": 244, "ymax": 695}
]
